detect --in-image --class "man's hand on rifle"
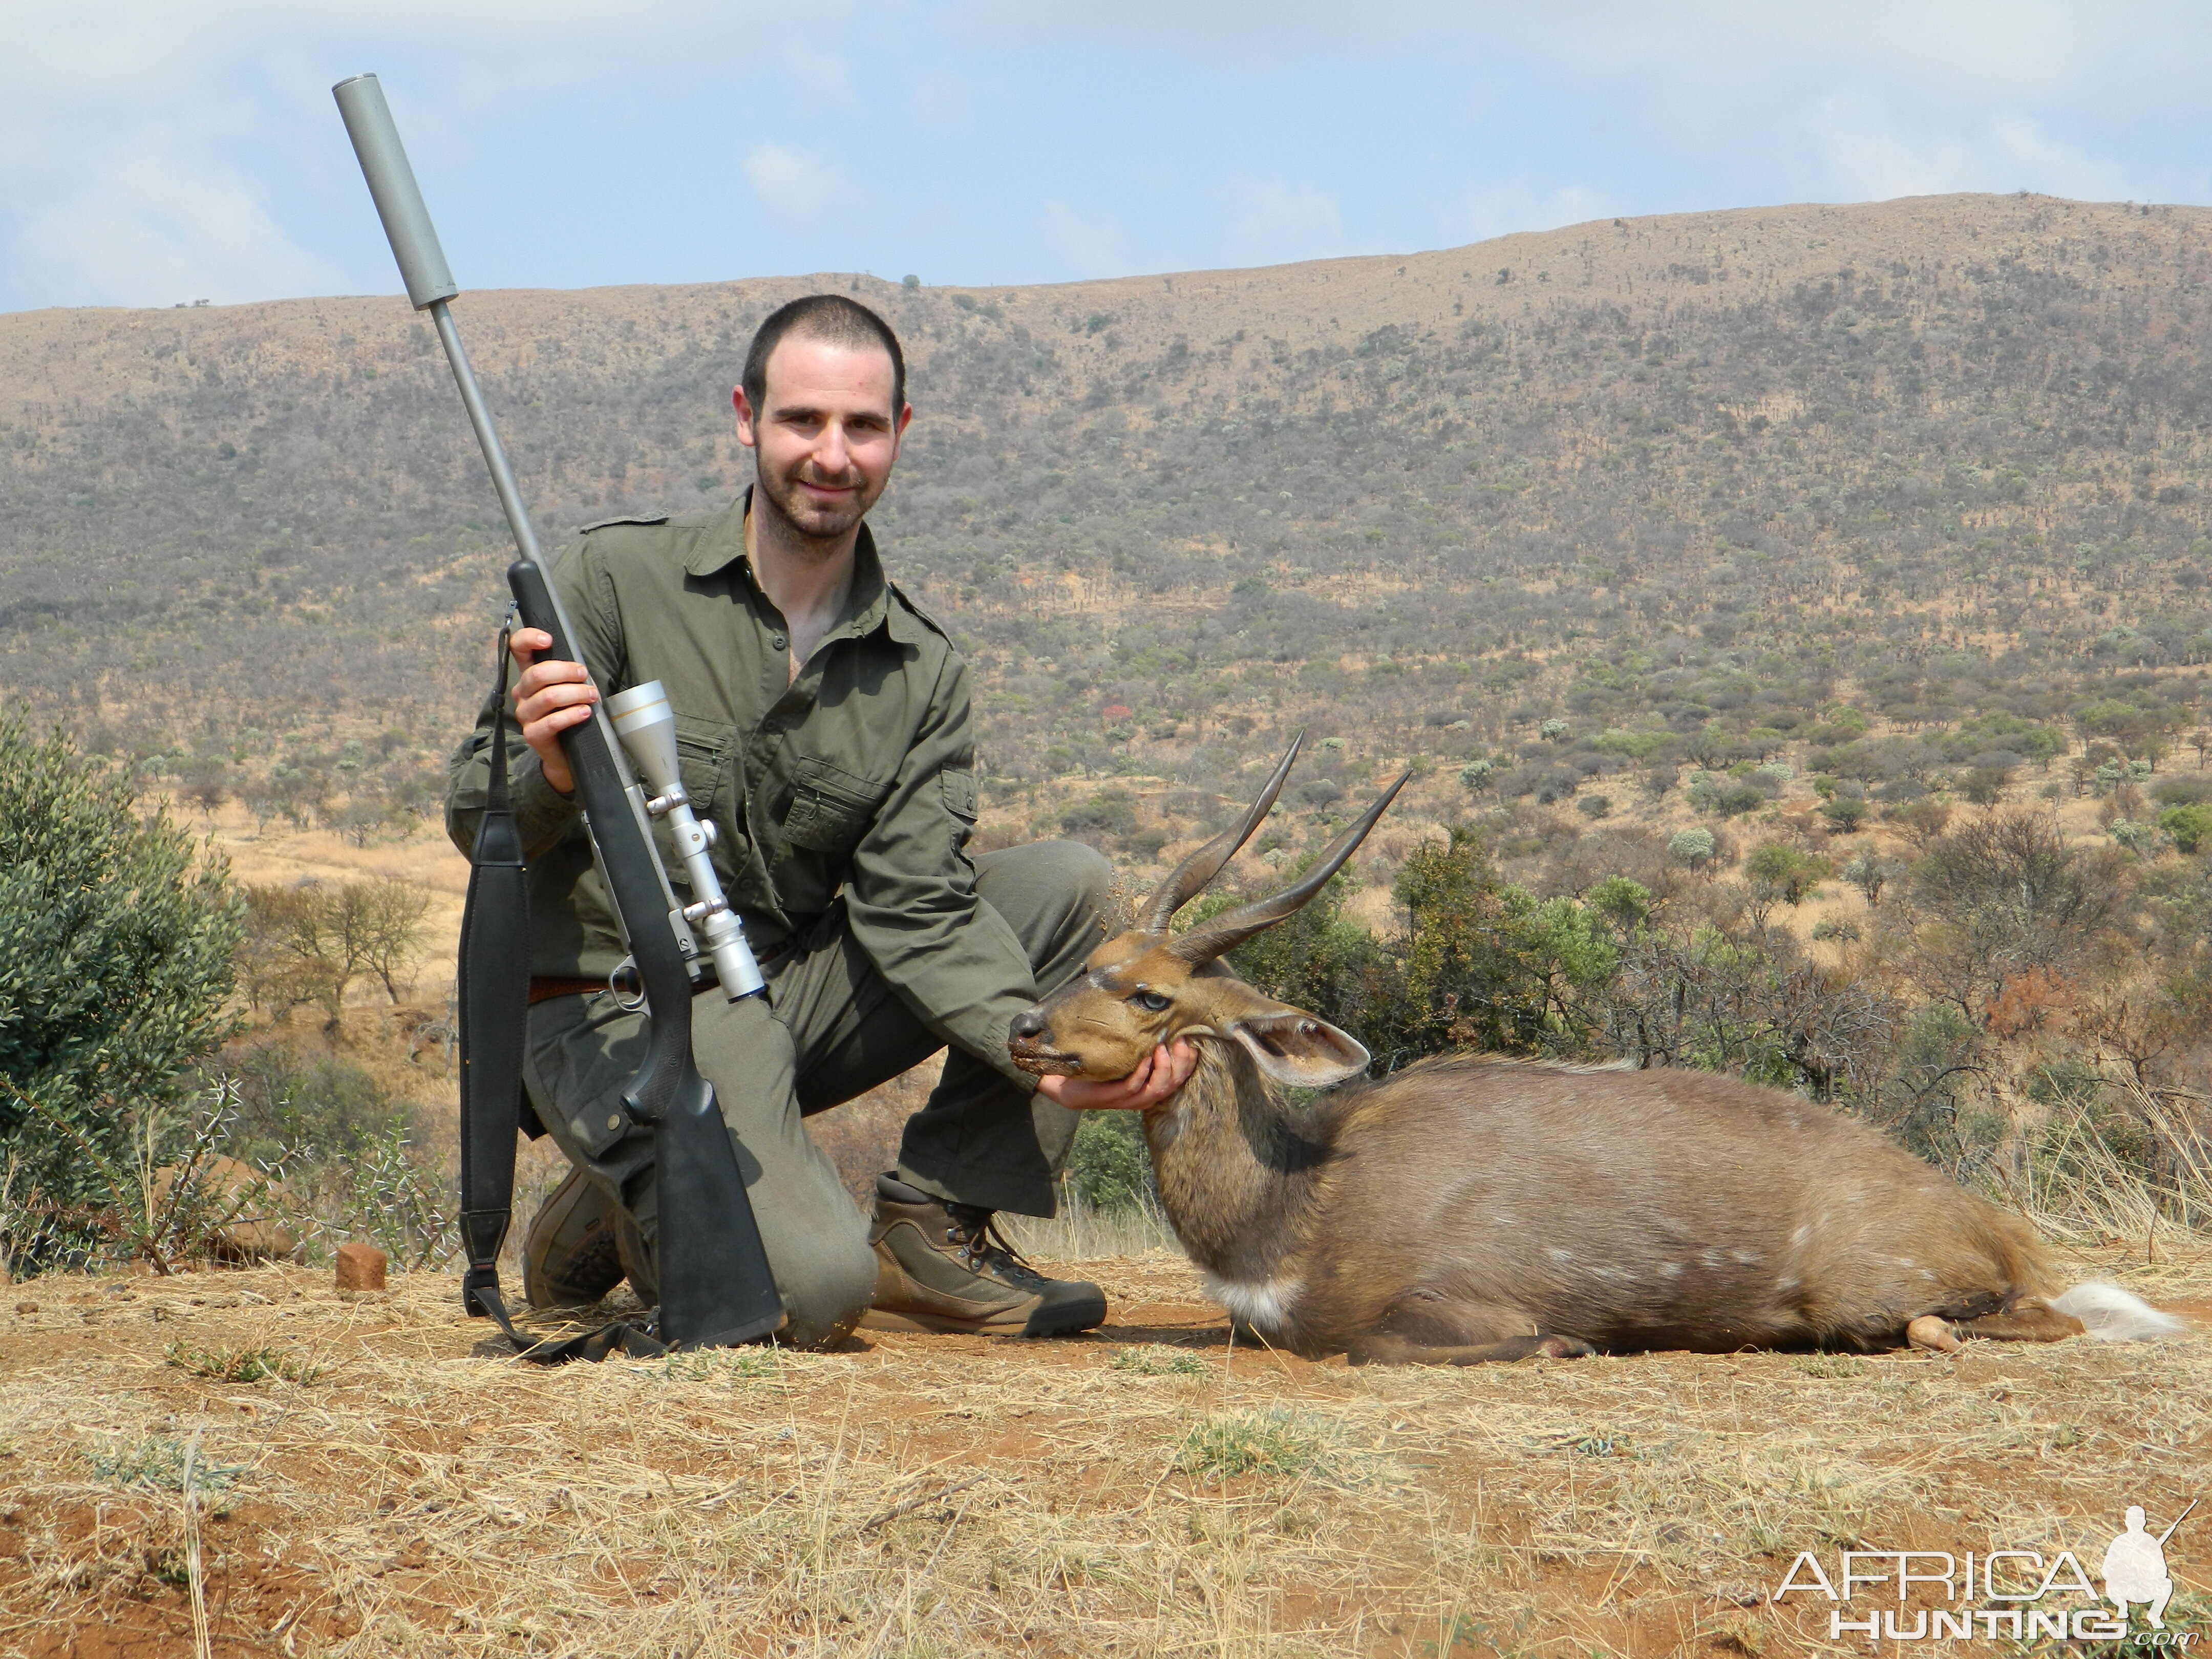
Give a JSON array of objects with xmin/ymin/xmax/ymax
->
[
  {"xmin": 1037, "ymin": 1039, "xmax": 1197, "ymax": 1112},
  {"xmin": 507, "ymin": 626, "xmax": 596, "ymax": 796}
]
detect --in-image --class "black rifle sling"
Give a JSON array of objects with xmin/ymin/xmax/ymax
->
[{"xmin": 454, "ymin": 630, "xmax": 672, "ymax": 1363}]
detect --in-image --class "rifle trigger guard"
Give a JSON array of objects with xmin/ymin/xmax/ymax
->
[{"xmin": 609, "ymin": 957, "xmax": 647, "ymax": 1013}]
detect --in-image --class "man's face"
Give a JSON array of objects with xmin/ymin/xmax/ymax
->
[{"xmin": 734, "ymin": 334, "xmax": 910, "ymax": 549}]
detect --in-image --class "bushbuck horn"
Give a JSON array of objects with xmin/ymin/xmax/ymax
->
[
  {"xmin": 1138, "ymin": 734, "xmax": 1304, "ymax": 934},
  {"xmin": 1169, "ymin": 771, "xmax": 1410, "ymax": 965}
]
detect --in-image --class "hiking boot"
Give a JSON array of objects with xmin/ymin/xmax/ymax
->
[
  {"xmin": 523, "ymin": 1165, "xmax": 657, "ymax": 1309},
  {"xmin": 862, "ymin": 1174, "xmax": 1106, "ymax": 1337}
]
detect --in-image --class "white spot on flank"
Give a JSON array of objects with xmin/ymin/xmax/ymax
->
[
  {"xmin": 1547, "ymin": 1247, "xmax": 1575, "ymax": 1265},
  {"xmin": 1658, "ymin": 1261, "xmax": 1682, "ymax": 1279},
  {"xmin": 1700, "ymin": 1249, "xmax": 1725, "ymax": 1269},
  {"xmin": 1731, "ymin": 1249, "xmax": 1762, "ymax": 1266},
  {"xmin": 1201, "ymin": 1273, "xmax": 1300, "ymax": 1335},
  {"xmin": 1775, "ymin": 1275, "xmax": 1800, "ymax": 1292},
  {"xmin": 1790, "ymin": 1224, "xmax": 1812, "ymax": 1248}
]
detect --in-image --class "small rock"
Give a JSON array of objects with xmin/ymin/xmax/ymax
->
[
  {"xmin": 335, "ymin": 1243, "xmax": 388, "ymax": 1292},
  {"xmin": 13, "ymin": 1303, "xmax": 34, "ymax": 1316}
]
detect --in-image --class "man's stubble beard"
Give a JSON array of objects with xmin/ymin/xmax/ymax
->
[{"xmin": 753, "ymin": 458, "xmax": 882, "ymax": 559}]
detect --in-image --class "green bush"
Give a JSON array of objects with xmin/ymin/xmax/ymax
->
[
  {"xmin": 0, "ymin": 717, "xmax": 243, "ymax": 1266},
  {"xmin": 216, "ymin": 1043, "xmax": 420, "ymax": 1169},
  {"xmin": 2159, "ymin": 803, "xmax": 2212, "ymax": 855},
  {"xmin": 1064, "ymin": 1109, "xmax": 1150, "ymax": 1214},
  {"xmin": 1743, "ymin": 842, "xmax": 1828, "ymax": 907}
]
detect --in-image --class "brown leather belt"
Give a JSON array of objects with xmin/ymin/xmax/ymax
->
[
  {"xmin": 527, "ymin": 975, "xmax": 606, "ymax": 1006},
  {"xmin": 527, "ymin": 941, "xmax": 796, "ymax": 1006}
]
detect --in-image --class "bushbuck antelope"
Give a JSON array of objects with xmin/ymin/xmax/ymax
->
[{"xmin": 1009, "ymin": 740, "xmax": 2181, "ymax": 1365}]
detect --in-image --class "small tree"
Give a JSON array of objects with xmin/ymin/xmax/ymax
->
[
  {"xmin": 1888, "ymin": 798, "xmax": 1953, "ymax": 849},
  {"xmin": 1742, "ymin": 842, "xmax": 1828, "ymax": 925},
  {"xmin": 0, "ymin": 717, "xmax": 244, "ymax": 1267},
  {"xmin": 361, "ymin": 877, "xmax": 434, "ymax": 1002},
  {"xmin": 1668, "ymin": 827, "xmax": 1717, "ymax": 871},
  {"xmin": 1817, "ymin": 794, "xmax": 1869, "ymax": 833},
  {"xmin": 1961, "ymin": 766, "xmax": 2012, "ymax": 806},
  {"xmin": 2159, "ymin": 804, "xmax": 2212, "ymax": 855},
  {"xmin": 243, "ymin": 881, "xmax": 407, "ymax": 1024},
  {"xmin": 1840, "ymin": 846, "xmax": 1902, "ymax": 907}
]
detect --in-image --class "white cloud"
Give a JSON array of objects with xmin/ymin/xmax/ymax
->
[
  {"xmin": 1461, "ymin": 182, "xmax": 1611, "ymax": 243},
  {"xmin": 743, "ymin": 144, "xmax": 847, "ymax": 220},
  {"xmin": 1223, "ymin": 179, "xmax": 1343, "ymax": 264},
  {"xmin": 1041, "ymin": 201, "xmax": 1128, "ymax": 278},
  {"xmin": 11, "ymin": 145, "xmax": 344, "ymax": 308},
  {"xmin": 1807, "ymin": 88, "xmax": 2136, "ymax": 202},
  {"xmin": 0, "ymin": 0, "xmax": 801, "ymax": 307}
]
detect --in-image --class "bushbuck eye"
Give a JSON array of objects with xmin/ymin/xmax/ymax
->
[{"xmin": 1131, "ymin": 990, "xmax": 1172, "ymax": 1013}]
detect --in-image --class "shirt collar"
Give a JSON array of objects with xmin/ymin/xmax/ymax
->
[{"xmin": 688, "ymin": 486, "xmax": 901, "ymax": 644}]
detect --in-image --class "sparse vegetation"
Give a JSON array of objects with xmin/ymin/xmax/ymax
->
[
  {"xmin": 1109, "ymin": 1345, "xmax": 1207, "ymax": 1377},
  {"xmin": 81, "ymin": 1434, "xmax": 240, "ymax": 1494},
  {"xmin": 164, "ymin": 1341, "xmax": 319, "ymax": 1384}
]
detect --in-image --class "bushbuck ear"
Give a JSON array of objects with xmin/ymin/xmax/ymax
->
[{"xmin": 1224, "ymin": 1011, "xmax": 1370, "ymax": 1088}]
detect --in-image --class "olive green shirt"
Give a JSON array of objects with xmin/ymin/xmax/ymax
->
[{"xmin": 445, "ymin": 492, "xmax": 1040, "ymax": 1090}]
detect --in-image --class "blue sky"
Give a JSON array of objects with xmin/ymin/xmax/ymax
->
[{"xmin": 6, "ymin": 2, "xmax": 2212, "ymax": 312}]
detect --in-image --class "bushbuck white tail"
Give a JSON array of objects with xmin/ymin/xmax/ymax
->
[{"xmin": 1009, "ymin": 740, "xmax": 2183, "ymax": 1364}]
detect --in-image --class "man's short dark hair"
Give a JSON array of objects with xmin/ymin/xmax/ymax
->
[{"xmin": 742, "ymin": 294, "xmax": 906, "ymax": 421}]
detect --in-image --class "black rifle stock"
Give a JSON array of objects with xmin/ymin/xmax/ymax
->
[{"xmin": 333, "ymin": 73, "xmax": 781, "ymax": 1351}]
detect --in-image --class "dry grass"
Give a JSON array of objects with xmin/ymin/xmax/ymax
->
[{"xmin": 1, "ymin": 1239, "xmax": 2205, "ymax": 1657}]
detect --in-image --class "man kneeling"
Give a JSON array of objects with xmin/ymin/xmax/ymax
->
[{"xmin": 445, "ymin": 294, "xmax": 1190, "ymax": 1345}]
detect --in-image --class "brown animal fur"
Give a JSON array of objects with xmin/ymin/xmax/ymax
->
[
  {"xmin": 1009, "ymin": 740, "xmax": 2119, "ymax": 1365},
  {"xmin": 1139, "ymin": 1046, "xmax": 2069, "ymax": 1361}
]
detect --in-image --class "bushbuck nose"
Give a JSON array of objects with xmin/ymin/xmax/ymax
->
[{"xmin": 1009, "ymin": 1008, "xmax": 1050, "ymax": 1042}]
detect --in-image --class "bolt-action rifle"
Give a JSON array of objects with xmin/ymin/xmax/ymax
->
[{"xmin": 333, "ymin": 73, "xmax": 782, "ymax": 1358}]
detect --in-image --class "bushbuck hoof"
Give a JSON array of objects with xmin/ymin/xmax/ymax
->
[
  {"xmin": 1906, "ymin": 1315, "xmax": 1964, "ymax": 1354},
  {"xmin": 1534, "ymin": 1334, "xmax": 1598, "ymax": 1359}
]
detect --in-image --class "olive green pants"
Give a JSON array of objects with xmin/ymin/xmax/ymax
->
[{"xmin": 521, "ymin": 840, "xmax": 1112, "ymax": 1345}]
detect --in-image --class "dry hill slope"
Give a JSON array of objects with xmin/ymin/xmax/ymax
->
[{"xmin": 3, "ymin": 192, "xmax": 2211, "ymax": 868}]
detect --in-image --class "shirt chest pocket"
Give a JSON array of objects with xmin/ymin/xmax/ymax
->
[
  {"xmin": 782, "ymin": 755, "xmax": 892, "ymax": 855},
  {"xmin": 672, "ymin": 715, "xmax": 736, "ymax": 818}
]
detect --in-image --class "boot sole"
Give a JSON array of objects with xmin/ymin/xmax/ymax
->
[{"xmin": 861, "ymin": 1290, "xmax": 1108, "ymax": 1338}]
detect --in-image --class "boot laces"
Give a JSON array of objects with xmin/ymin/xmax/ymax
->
[{"xmin": 943, "ymin": 1204, "xmax": 1051, "ymax": 1291}]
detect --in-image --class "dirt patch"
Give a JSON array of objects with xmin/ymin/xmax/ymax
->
[{"xmin": 3, "ymin": 1244, "xmax": 2206, "ymax": 1656}]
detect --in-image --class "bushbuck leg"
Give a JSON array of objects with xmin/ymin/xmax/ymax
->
[
  {"xmin": 1347, "ymin": 1296, "xmax": 1599, "ymax": 1367},
  {"xmin": 1910, "ymin": 1296, "xmax": 2087, "ymax": 1353}
]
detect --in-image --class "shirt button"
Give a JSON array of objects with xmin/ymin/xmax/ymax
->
[{"xmin": 770, "ymin": 633, "xmax": 788, "ymax": 650}]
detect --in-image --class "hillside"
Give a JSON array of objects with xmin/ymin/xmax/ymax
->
[{"xmin": 5, "ymin": 192, "xmax": 2211, "ymax": 839}]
